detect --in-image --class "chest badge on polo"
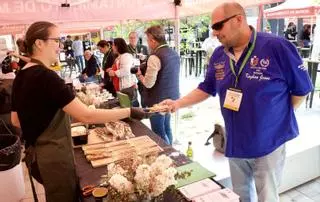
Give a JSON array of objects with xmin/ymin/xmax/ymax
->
[
  {"xmin": 260, "ymin": 58, "xmax": 270, "ymax": 68},
  {"xmin": 214, "ymin": 61, "xmax": 225, "ymax": 80},
  {"xmin": 250, "ymin": 56, "xmax": 259, "ymax": 67}
]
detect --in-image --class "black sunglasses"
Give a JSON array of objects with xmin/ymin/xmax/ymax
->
[{"xmin": 211, "ymin": 14, "xmax": 240, "ymax": 31}]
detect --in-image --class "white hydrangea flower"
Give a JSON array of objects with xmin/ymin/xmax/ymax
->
[
  {"xmin": 151, "ymin": 174, "xmax": 168, "ymax": 197},
  {"xmin": 109, "ymin": 174, "xmax": 134, "ymax": 193},
  {"xmin": 134, "ymin": 164, "xmax": 152, "ymax": 192},
  {"xmin": 155, "ymin": 155, "xmax": 173, "ymax": 169}
]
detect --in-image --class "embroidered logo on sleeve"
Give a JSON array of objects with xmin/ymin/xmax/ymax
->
[
  {"xmin": 298, "ymin": 64, "xmax": 307, "ymax": 71},
  {"xmin": 214, "ymin": 61, "xmax": 225, "ymax": 80}
]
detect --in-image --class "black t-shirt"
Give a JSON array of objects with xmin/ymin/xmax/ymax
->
[
  {"xmin": 83, "ymin": 40, "xmax": 92, "ymax": 51},
  {"xmin": 11, "ymin": 65, "xmax": 75, "ymax": 146}
]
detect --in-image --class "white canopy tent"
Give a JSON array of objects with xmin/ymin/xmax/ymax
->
[
  {"xmin": 0, "ymin": 0, "xmax": 282, "ymax": 34},
  {"xmin": 264, "ymin": 0, "xmax": 320, "ymax": 19}
]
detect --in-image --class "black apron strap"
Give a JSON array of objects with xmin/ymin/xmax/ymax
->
[
  {"xmin": 23, "ymin": 146, "xmax": 39, "ymax": 202},
  {"xmin": 27, "ymin": 168, "xmax": 39, "ymax": 202}
]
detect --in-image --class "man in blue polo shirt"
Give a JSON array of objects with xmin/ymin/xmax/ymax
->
[{"xmin": 162, "ymin": 2, "xmax": 313, "ymax": 202}]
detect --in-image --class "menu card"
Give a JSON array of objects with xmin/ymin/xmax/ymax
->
[
  {"xmin": 178, "ymin": 178, "xmax": 221, "ymax": 200},
  {"xmin": 193, "ymin": 188, "xmax": 240, "ymax": 202}
]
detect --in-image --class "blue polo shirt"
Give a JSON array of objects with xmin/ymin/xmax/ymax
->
[{"xmin": 198, "ymin": 29, "xmax": 313, "ymax": 158}]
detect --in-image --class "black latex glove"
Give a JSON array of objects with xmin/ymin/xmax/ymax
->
[{"xmin": 130, "ymin": 107, "xmax": 153, "ymax": 120}]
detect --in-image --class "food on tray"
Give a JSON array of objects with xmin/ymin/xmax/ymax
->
[
  {"xmin": 82, "ymin": 136, "xmax": 164, "ymax": 168},
  {"xmin": 86, "ymin": 152, "xmax": 112, "ymax": 161},
  {"xmin": 92, "ymin": 127, "xmax": 111, "ymax": 142},
  {"xmin": 71, "ymin": 126, "xmax": 87, "ymax": 137},
  {"xmin": 105, "ymin": 121, "xmax": 135, "ymax": 140},
  {"xmin": 147, "ymin": 104, "xmax": 170, "ymax": 113}
]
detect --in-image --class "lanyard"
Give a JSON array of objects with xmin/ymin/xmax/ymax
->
[
  {"xmin": 102, "ymin": 49, "xmax": 111, "ymax": 67},
  {"xmin": 229, "ymin": 29, "xmax": 257, "ymax": 88},
  {"xmin": 128, "ymin": 45, "xmax": 136, "ymax": 54}
]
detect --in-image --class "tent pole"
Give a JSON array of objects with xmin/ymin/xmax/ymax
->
[
  {"xmin": 174, "ymin": 5, "xmax": 180, "ymax": 55},
  {"xmin": 257, "ymin": 4, "xmax": 264, "ymax": 32},
  {"xmin": 173, "ymin": 3, "xmax": 181, "ymax": 145},
  {"xmin": 100, "ymin": 27, "xmax": 104, "ymax": 40}
]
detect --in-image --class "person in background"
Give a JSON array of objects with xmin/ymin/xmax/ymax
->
[
  {"xmin": 264, "ymin": 26, "xmax": 272, "ymax": 34},
  {"xmin": 83, "ymin": 35, "xmax": 92, "ymax": 52},
  {"xmin": 201, "ymin": 32, "xmax": 221, "ymax": 72},
  {"xmin": 11, "ymin": 21, "xmax": 151, "ymax": 202},
  {"xmin": 161, "ymin": 3, "xmax": 312, "ymax": 201},
  {"xmin": 72, "ymin": 36, "xmax": 84, "ymax": 72},
  {"xmin": 107, "ymin": 38, "xmax": 138, "ymax": 106},
  {"xmin": 79, "ymin": 50, "xmax": 99, "ymax": 83},
  {"xmin": 97, "ymin": 40, "xmax": 116, "ymax": 96},
  {"xmin": 298, "ymin": 24, "xmax": 311, "ymax": 47},
  {"xmin": 64, "ymin": 35, "xmax": 74, "ymax": 58},
  {"xmin": 128, "ymin": 31, "xmax": 148, "ymax": 57},
  {"xmin": 128, "ymin": 31, "xmax": 149, "ymax": 106},
  {"xmin": 284, "ymin": 22, "xmax": 297, "ymax": 41},
  {"xmin": 8, "ymin": 38, "xmax": 30, "ymax": 72},
  {"xmin": 135, "ymin": 25, "xmax": 180, "ymax": 145}
]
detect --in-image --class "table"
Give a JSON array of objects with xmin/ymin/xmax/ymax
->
[
  {"xmin": 303, "ymin": 59, "xmax": 319, "ymax": 108},
  {"xmin": 74, "ymin": 119, "xmax": 195, "ymax": 202}
]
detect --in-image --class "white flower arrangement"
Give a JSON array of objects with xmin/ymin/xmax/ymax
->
[
  {"xmin": 102, "ymin": 154, "xmax": 178, "ymax": 201},
  {"xmin": 109, "ymin": 174, "xmax": 134, "ymax": 194}
]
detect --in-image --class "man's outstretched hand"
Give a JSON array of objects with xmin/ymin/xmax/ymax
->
[{"xmin": 159, "ymin": 99, "xmax": 179, "ymax": 113}]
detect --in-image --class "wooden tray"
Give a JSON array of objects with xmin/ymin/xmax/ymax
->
[{"xmin": 82, "ymin": 136, "xmax": 163, "ymax": 168}]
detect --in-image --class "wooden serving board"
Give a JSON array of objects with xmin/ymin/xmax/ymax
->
[{"xmin": 83, "ymin": 136, "xmax": 163, "ymax": 168}]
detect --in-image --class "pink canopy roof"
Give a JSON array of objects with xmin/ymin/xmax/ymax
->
[
  {"xmin": 0, "ymin": 0, "xmax": 282, "ymax": 34},
  {"xmin": 264, "ymin": 0, "xmax": 320, "ymax": 19}
]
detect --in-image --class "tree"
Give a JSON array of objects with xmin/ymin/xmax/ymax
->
[{"xmin": 102, "ymin": 13, "xmax": 211, "ymax": 54}]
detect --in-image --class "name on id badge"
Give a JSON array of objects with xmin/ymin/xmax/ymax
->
[{"xmin": 223, "ymin": 88, "xmax": 243, "ymax": 111}]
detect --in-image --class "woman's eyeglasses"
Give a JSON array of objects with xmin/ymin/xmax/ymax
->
[
  {"xmin": 211, "ymin": 14, "xmax": 241, "ymax": 31},
  {"xmin": 46, "ymin": 38, "xmax": 61, "ymax": 43}
]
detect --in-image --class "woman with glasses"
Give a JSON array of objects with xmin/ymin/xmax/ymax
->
[{"xmin": 11, "ymin": 21, "xmax": 150, "ymax": 202}]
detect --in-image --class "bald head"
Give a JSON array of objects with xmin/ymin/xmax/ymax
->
[
  {"xmin": 211, "ymin": 2, "xmax": 250, "ymax": 49},
  {"xmin": 213, "ymin": 2, "xmax": 246, "ymax": 18}
]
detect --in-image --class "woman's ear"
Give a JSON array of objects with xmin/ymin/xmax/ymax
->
[{"xmin": 34, "ymin": 39, "xmax": 43, "ymax": 52}]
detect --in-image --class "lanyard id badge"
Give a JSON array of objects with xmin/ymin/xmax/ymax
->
[{"xmin": 223, "ymin": 88, "xmax": 243, "ymax": 111}]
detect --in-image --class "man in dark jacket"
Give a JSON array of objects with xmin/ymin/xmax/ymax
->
[
  {"xmin": 64, "ymin": 35, "xmax": 74, "ymax": 58},
  {"xmin": 79, "ymin": 50, "xmax": 98, "ymax": 83},
  {"xmin": 135, "ymin": 26, "xmax": 180, "ymax": 145}
]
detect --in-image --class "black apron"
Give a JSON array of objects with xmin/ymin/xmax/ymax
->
[{"xmin": 25, "ymin": 109, "xmax": 79, "ymax": 202}]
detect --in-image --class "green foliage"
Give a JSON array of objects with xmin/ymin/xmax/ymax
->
[
  {"xmin": 180, "ymin": 14, "xmax": 210, "ymax": 53},
  {"xmin": 103, "ymin": 14, "xmax": 211, "ymax": 53},
  {"xmin": 106, "ymin": 20, "xmax": 170, "ymax": 39}
]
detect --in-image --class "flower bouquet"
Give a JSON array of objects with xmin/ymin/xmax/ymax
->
[{"xmin": 101, "ymin": 154, "xmax": 191, "ymax": 202}]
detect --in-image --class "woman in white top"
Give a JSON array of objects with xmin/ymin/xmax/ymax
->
[{"xmin": 107, "ymin": 38, "xmax": 139, "ymax": 106}]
